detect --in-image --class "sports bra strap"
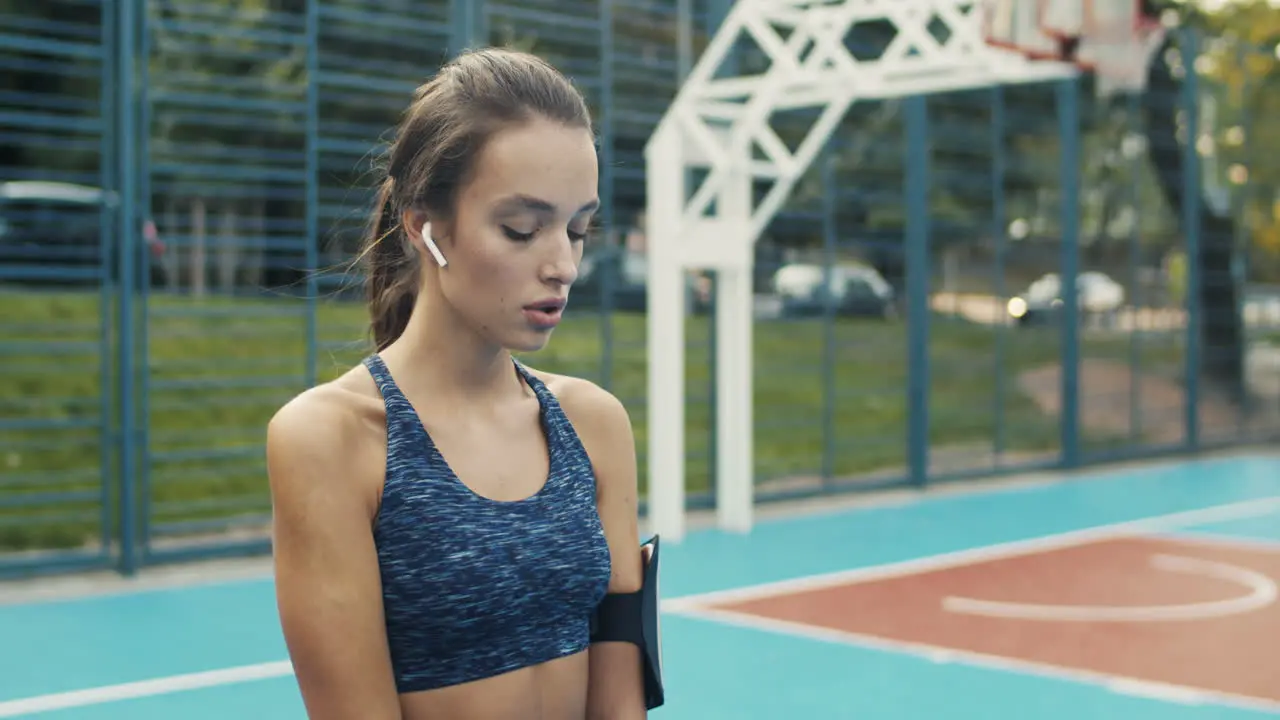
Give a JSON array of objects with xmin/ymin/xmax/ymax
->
[{"xmin": 363, "ymin": 354, "xmax": 413, "ymax": 413}]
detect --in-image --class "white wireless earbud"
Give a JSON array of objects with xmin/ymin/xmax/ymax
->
[{"xmin": 420, "ymin": 221, "xmax": 447, "ymax": 268}]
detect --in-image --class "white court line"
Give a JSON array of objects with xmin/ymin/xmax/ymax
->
[
  {"xmin": 660, "ymin": 496, "xmax": 1280, "ymax": 716},
  {"xmin": 0, "ymin": 662, "xmax": 294, "ymax": 718},
  {"xmin": 942, "ymin": 553, "xmax": 1278, "ymax": 622},
  {"xmin": 673, "ymin": 603, "xmax": 1280, "ymax": 715},
  {"xmin": 3, "ymin": 497, "xmax": 1278, "ymax": 717},
  {"xmin": 661, "ymin": 495, "xmax": 1280, "ymax": 611}
]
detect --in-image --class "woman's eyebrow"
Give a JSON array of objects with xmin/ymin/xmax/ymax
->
[{"xmin": 496, "ymin": 195, "xmax": 600, "ymax": 215}]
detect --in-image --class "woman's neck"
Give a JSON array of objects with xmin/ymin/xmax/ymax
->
[{"xmin": 379, "ymin": 293, "xmax": 520, "ymax": 404}]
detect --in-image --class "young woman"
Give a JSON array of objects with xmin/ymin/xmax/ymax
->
[{"xmin": 266, "ymin": 48, "xmax": 660, "ymax": 720}]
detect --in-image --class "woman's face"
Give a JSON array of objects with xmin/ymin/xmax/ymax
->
[{"xmin": 425, "ymin": 116, "xmax": 599, "ymax": 353}]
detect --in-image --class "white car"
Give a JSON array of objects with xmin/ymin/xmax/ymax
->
[
  {"xmin": 773, "ymin": 262, "xmax": 896, "ymax": 318},
  {"xmin": 1007, "ymin": 271, "xmax": 1125, "ymax": 325}
]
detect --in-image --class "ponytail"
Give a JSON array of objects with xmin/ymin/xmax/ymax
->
[{"xmin": 365, "ymin": 177, "xmax": 417, "ymax": 351}]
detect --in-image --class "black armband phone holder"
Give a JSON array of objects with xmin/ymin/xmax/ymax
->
[{"xmin": 589, "ymin": 534, "xmax": 663, "ymax": 710}]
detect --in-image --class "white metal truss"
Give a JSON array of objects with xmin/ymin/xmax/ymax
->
[{"xmin": 644, "ymin": 0, "xmax": 1077, "ymax": 541}]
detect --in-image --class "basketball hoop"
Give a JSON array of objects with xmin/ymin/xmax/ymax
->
[
  {"xmin": 1074, "ymin": 1, "xmax": 1167, "ymax": 99},
  {"xmin": 983, "ymin": 0, "xmax": 1167, "ymax": 97}
]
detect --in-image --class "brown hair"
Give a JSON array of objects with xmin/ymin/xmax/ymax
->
[{"xmin": 363, "ymin": 47, "xmax": 594, "ymax": 350}]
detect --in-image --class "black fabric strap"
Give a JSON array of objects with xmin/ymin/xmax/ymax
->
[
  {"xmin": 590, "ymin": 590, "xmax": 644, "ymax": 644},
  {"xmin": 588, "ymin": 535, "xmax": 664, "ymax": 710}
]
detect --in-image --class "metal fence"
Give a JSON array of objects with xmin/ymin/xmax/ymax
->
[{"xmin": 2, "ymin": 0, "xmax": 1278, "ymax": 579}]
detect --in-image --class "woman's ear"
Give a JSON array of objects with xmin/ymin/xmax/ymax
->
[
  {"xmin": 402, "ymin": 210, "xmax": 428, "ymax": 243},
  {"xmin": 402, "ymin": 210, "xmax": 447, "ymax": 268}
]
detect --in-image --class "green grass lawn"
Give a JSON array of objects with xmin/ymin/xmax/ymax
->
[{"xmin": 0, "ymin": 289, "xmax": 1187, "ymax": 552}]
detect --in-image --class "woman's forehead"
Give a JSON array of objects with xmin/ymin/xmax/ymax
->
[{"xmin": 466, "ymin": 120, "xmax": 598, "ymax": 213}]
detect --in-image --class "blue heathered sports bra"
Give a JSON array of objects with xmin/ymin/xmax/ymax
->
[{"xmin": 362, "ymin": 354, "xmax": 614, "ymax": 693}]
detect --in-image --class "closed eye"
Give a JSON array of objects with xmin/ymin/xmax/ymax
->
[
  {"xmin": 504, "ymin": 225, "xmax": 590, "ymax": 243},
  {"xmin": 502, "ymin": 225, "xmax": 535, "ymax": 242}
]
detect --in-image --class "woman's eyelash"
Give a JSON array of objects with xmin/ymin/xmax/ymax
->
[
  {"xmin": 502, "ymin": 225, "xmax": 589, "ymax": 243},
  {"xmin": 502, "ymin": 226, "xmax": 535, "ymax": 241}
]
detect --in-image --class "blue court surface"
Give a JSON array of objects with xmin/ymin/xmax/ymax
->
[{"xmin": 1, "ymin": 453, "xmax": 1278, "ymax": 719}]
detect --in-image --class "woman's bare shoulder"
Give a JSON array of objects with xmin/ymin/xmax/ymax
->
[
  {"xmin": 267, "ymin": 363, "xmax": 388, "ymax": 508},
  {"xmin": 272, "ymin": 364, "xmax": 384, "ymax": 439},
  {"xmin": 524, "ymin": 366, "xmax": 633, "ymax": 458}
]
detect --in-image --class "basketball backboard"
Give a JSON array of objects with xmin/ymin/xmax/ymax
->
[
  {"xmin": 983, "ymin": 0, "xmax": 1065, "ymax": 61},
  {"xmin": 983, "ymin": 0, "xmax": 1168, "ymax": 96}
]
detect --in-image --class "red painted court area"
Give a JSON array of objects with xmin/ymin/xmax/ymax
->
[{"xmin": 702, "ymin": 535, "xmax": 1280, "ymax": 706}]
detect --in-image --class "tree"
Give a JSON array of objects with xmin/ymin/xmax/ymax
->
[
  {"xmin": 1193, "ymin": 0, "xmax": 1280, "ymax": 284},
  {"xmin": 1138, "ymin": 0, "xmax": 1280, "ymax": 406}
]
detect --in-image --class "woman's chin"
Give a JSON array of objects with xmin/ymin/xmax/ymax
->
[{"xmin": 505, "ymin": 329, "xmax": 555, "ymax": 354}]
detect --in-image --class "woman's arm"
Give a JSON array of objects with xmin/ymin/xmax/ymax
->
[
  {"xmin": 267, "ymin": 388, "xmax": 403, "ymax": 720},
  {"xmin": 558, "ymin": 380, "xmax": 649, "ymax": 720}
]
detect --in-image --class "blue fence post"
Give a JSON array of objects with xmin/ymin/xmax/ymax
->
[
  {"xmin": 1179, "ymin": 28, "xmax": 1202, "ymax": 450},
  {"xmin": 820, "ymin": 145, "xmax": 837, "ymax": 483},
  {"xmin": 989, "ymin": 85, "xmax": 1008, "ymax": 459},
  {"xmin": 115, "ymin": 0, "xmax": 140, "ymax": 576},
  {"xmin": 1126, "ymin": 91, "xmax": 1145, "ymax": 442},
  {"xmin": 598, "ymin": 0, "xmax": 616, "ymax": 390},
  {"xmin": 904, "ymin": 95, "xmax": 930, "ymax": 488},
  {"xmin": 709, "ymin": 0, "xmax": 735, "ymax": 74},
  {"xmin": 305, "ymin": 0, "xmax": 320, "ymax": 389},
  {"xmin": 1055, "ymin": 77, "xmax": 1081, "ymax": 468},
  {"xmin": 136, "ymin": 0, "xmax": 154, "ymax": 560},
  {"xmin": 706, "ymin": 272, "xmax": 717, "ymax": 499},
  {"xmin": 449, "ymin": 0, "xmax": 481, "ymax": 54},
  {"xmin": 97, "ymin": 0, "xmax": 119, "ymax": 561},
  {"xmin": 1232, "ymin": 40, "xmax": 1251, "ymax": 402}
]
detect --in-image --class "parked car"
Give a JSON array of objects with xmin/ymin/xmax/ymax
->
[
  {"xmin": 568, "ymin": 246, "xmax": 711, "ymax": 314},
  {"xmin": 1006, "ymin": 271, "xmax": 1124, "ymax": 327},
  {"xmin": 773, "ymin": 262, "xmax": 896, "ymax": 319},
  {"xmin": 0, "ymin": 180, "xmax": 165, "ymax": 287}
]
